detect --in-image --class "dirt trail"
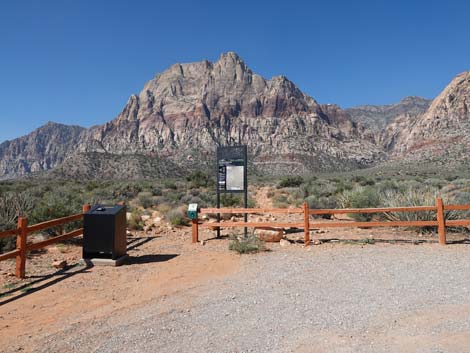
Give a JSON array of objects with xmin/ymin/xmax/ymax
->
[{"xmin": 254, "ymin": 186, "xmax": 274, "ymax": 208}]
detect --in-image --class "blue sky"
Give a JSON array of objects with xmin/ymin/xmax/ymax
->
[{"xmin": 0, "ymin": 0, "xmax": 469, "ymax": 142}]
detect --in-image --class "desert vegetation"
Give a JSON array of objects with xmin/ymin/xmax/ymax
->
[{"xmin": 1, "ymin": 171, "xmax": 470, "ymax": 252}]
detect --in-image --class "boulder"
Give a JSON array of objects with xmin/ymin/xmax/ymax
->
[{"xmin": 254, "ymin": 227, "xmax": 284, "ymax": 242}]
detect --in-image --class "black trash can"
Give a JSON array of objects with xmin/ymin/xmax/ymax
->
[{"xmin": 83, "ymin": 204, "xmax": 127, "ymax": 260}]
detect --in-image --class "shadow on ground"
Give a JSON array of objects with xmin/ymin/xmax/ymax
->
[
  {"xmin": 126, "ymin": 254, "xmax": 178, "ymax": 265},
  {"xmin": 0, "ymin": 263, "xmax": 93, "ymax": 306},
  {"xmin": 0, "ymin": 236, "xmax": 162, "ymax": 305}
]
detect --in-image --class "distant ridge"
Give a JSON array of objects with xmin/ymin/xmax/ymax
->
[{"xmin": 0, "ymin": 53, "xmax": 468, "ymax": 180}]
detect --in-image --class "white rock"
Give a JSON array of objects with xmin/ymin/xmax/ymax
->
[
  {"xmin": 279, "ymin": 239, "xmax": 291, "ymax": 247},
  {"xmin": 141, "ymin": 215, "xmax": 151, "ymax": 221}
]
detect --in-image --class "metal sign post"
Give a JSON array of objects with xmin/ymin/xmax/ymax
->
[{"xmin": 216, "ymin": 145, "xmax": 248, "ymax": 237}]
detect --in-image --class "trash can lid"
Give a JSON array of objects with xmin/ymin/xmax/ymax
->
[{"xmin": 88, "ymin": 204, "xmax": 125, "ymax": 215}]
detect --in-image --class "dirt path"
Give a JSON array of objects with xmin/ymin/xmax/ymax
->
[{"xmin": 254, "ymin": 186, "xmax": 274, "ymax": 208}]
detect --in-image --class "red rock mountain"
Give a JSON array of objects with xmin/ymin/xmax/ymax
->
[{"xmin": 1, "ymin": 53, "xmax": 468, "ymax": 179}]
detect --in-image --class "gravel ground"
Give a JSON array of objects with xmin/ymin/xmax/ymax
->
[{"xmin": 36, "ymin": 244, "xmax": 470, "ymax": 352}]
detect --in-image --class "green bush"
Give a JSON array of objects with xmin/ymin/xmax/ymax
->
[
  {"xmin": 128, "ymin": 210, "xmax": 143, "ymax": 231},
  {"xmin": 381, "ymin": 188, "xmax": 457, "ymax": 232},
  {"xmin": 220, "ymin": 194, "xmax": 242, "ymax": 207},
  {"xmin": 186, "ymin": 170, "xmax": 211, "ymax": 188},
  {"xmin": 163, "ymin": 180, "xmax": 178, "ymax": 190},
  {"xmin": 137, "ymin": 192, "xmax": 153, "ymax": 209},
  {"xmin": 279, "ymin": 176, "xmax": 303, "ymax": 188},
  {"xmin": 152, "ymin": 187, "xmax": 163, "ymax": 196},
  {"xmin": 166, "ymin": 208, "xmax": 189, "ymax": 226},
  {"xmin": 338, "ymin": 187, "xmax": 381, "ymax": 221}
]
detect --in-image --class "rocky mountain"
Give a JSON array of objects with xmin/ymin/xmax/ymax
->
[
  {"xmin": 0, "ymin": 122, "xmax": 85, "ymax": 178},
  {"xmin": 346, "ymin": 96, "xmax": 431, "ymax": 133},
  {"xmin": 0, "ymin": 52, "xmax": 468, "ymax": 180},
  {"xmin": 76, "ymin": 52, "xmax": 384, "ymax": 176},
  {"xmin": 383, "ymin": 71, "xmax": 470, "ymax": 165}
]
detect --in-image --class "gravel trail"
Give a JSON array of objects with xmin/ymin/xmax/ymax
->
[{"xmin": 37, "ymin": 244, "xmax": 470, "ymax": 352}]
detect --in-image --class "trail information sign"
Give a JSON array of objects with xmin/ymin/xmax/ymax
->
[{"xmin": 216, "ymin": 145, "xmax": 248, "ymax": 236}]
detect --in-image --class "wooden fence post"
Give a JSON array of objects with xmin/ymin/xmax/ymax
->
[
  {"xmin": 15, "ymin": 217, "xmax": 28, "ymax": 279},
  {"xmin": 436, "ymin": 198, "xmax": 446, "ymax": 245},
  {"xmin": 83, "ymin": 204, "xmax": 91, "ymax": 213},
  {"xmin": 303, "ymin": 202, "xmax": 310, "ymax": 246},
  {"xmin": 192, "ymin": 218, "xmax": 199, "ymax": 243}
]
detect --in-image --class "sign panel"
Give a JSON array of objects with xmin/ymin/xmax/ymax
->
[
  {"xmin": 226, "ymin": 165, "xmax": 244, "ymax": 191},
  {"xmin": 217, "ymin": 146, "xmax": 247, "ymax": 193}
]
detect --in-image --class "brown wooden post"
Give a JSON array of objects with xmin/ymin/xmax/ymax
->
[
  {"xmin": 436, "ymin": 198, "xmax": 446, "ymax": 245},
  {"xmin": 83, "ymin": 204, "xmax": 91, "ymax": 213},
  {"xmin": 303, "ymin": 202, "xmax": 310, "ymax": 246},
  {"xmin": 192, "ymin": 218, "xmax": 199, "ymax": 243},
  {"xmin": 15, "ymin": 217, "xmax": 28, "ymax": 279}
]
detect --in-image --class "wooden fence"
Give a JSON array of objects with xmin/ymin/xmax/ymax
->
[
  {"xmin": 191, "ymin": 198, "xmax": 470, "ymax": 245},
  {"xmin": 0, "ymin": 204, "xmax": 91, "ymax": 279}
]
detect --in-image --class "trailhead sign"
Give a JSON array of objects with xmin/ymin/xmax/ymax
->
[{"xmin": 216, "ymin": 145, "xmax": 248, "ymax": 236}]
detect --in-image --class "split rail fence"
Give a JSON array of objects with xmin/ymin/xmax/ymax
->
[
  {"xmin": 0, "ymin": 204, "xmax": 91, "ymax": 279},
  {"xmin": 191, "ymin": 198, "xmax": 470, "ymax": 245}
]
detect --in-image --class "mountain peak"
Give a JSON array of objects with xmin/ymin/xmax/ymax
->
[{"xmin": 218, "ymin": 51, "xmax": 244, "ymax": 64}]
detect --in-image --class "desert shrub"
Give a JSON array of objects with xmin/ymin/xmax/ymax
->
[
  {"xmin": 151, "ymin": 196, "xmax": 165, "ymax": 207},
  {"xmin": 30, "ymin": 190, "xmax": 83, "ymax": 227},
  {"xmin": 334, "ymin": 180, "xmax": 353, "ymax": 194},
  {"xmin": 279, "ymin": 176, "xmax": 303, "ymax": 188},
  {"xmin": 306, "ymin": 195, "xmax": 338, "ymax": 210},
  {"xmin": 157, "ymin": 203, "xmax": 172, "ymax": 214},
  {"xmin": 0, "ymin": 192, "xmax": 35, "ymax": 252},
  {"xmin": 229, "ymin": 234, "xmax": 266, "ymax": 254},
  {"xmin": 166, "ymin": 208, "xmax": 189, "ymax": 226},
  {"xmin": 152, "ymin": 186, "xmax": 163, "ymax": 196},
  {"xmin": 246, "ymin": 197, "xmax": 257, "ymax": 208},
  {"xmin": 137, "ymin": 192, "xmax": 153, "ymax": 209},
  {"xmin": 359, "ymin": 178, "xmax": 375, "ymax": 186},
  {"xmin": 189, "ymin": 188, "xmax": 200, "ymax": 197},
  {"xmin": 338, "ymin": 187, "xmax": 381, "ymax": 221},
  {"xmin": 186, "ymin": 170, "xmax": 211, "ymax": 188},
  {"xmin": 111, "ymin": 182, "xmax": 143, "ymax": 199},
  {"xmin": 220, "ymin": 194, "xmax": 242, "ymax": 207},
  {"xmin": 306, "ymin": 195, "xmax": 338, "ymax": 219},
  {"xmin": 166, "ymin": 191, "xmax": 185, "ymax": 204},
  {"xmin": 0, "ymin": 192, "xmax": 34, "ymax": 230},
  {"xmin": 163, "ymin": 180, "xmax": 177, "ymax": 190},
  {"xmin": 381, "ymin": 187, "xmax": 458, "ymax": 232},
  {"xmin": 127, "ymin": 210, "xmax": 143, "ymax": 231},
  {"xmin": 266, "ymin": 190, "xmax": 275, "ymax": 198}
]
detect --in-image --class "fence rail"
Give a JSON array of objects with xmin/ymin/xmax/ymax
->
[
  {"xmin": 0, "ymin": 204, "xmax": 91, "ymax": 279},
  {"xmin": 192, "ymin": 198, "xmax": 470, "ymax": 246}
]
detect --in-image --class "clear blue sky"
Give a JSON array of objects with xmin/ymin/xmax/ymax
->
[{"xmin": 1, "ymin": 0, "xmax": 469, "ymax": 143}]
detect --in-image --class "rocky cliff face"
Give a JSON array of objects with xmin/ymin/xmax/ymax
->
[
  {"xmin": 77, "ymin": 52, "xmax": 384, "ymax": 175},
  {"xmin": 383, "ymin": 72, "xmax": 470, "ymax": 165},
  {"xmin": 0, "ymin": 122, "xmax": 85, "ymax": 179}
]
